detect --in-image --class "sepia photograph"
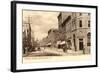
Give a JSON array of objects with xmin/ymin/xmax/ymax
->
[
  {"xmin": 22, "ymin": 10, "xmax": 91, "ymax": 63},
  {"xmin": 11, "ymin": 1, "xmax": 97, "ymax": 72}
]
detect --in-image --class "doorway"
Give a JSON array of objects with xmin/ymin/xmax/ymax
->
[{"xmin": 79, "ymin": 39, "xmax": 83, "ymax": 50}]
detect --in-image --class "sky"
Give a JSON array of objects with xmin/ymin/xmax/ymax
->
[{"xmin": 23, "ymin": 10, "xmax": 59, "ymax": 41}]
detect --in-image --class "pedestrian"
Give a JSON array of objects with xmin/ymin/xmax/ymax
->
[{"xmin": 63, "ymin": 42, "xmax": 68, "ymax": 53}]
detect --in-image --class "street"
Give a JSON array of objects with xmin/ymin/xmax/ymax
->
[
  {"xmin": 24, "ymin": 47, "xmax": 86, "ymax": 57},
  {"xmin": 22, "ymin": 47, "xmax": 91, "ymax": 63}
]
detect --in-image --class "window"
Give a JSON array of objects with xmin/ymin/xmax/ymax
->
[
  {"xmin": 87, "ymin": 32, "xmax": 91, "ymax": 46},
  {"xmin": 79, "ymin": 20, "xmax": 82, "ymax": 27},
  {"xmin": 88, "ymin": 20, "xmax": 90, "ymax": 27}
]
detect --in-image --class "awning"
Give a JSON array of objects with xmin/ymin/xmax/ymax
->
[{"xmin": 60, "ymin": 41, "xmax": 66, "ymax": 45}]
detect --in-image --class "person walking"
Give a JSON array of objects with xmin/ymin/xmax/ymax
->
[{"xmin": 63, "ymin": 42, "xmax": 68, "ymax": 53}]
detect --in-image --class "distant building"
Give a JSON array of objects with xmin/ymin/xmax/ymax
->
[
  {"xmin": 40, "ymin": 29, "xmax": 61, "ymax": 47},
  {"xmin": 39, "ymin": 37, "xmax": 48, "ymax": 47},
  {"xmin": 58, "ymin": 12, "xmax": 91, "ymax": 53},
  {"xmin": 47, "ymin": 29, "xmax": 60, "ymax": 47}
]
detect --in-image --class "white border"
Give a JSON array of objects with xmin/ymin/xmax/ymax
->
[{"xmin": 16, "ymin": 3, "xmax": 96, "ymax": 70}]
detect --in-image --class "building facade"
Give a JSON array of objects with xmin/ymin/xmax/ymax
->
[
  {"xmin": 40, "ymin": 29, "xmax": 61, "ymax": 47},
  {"xmin": 58, "ymin": 12, "xmax": 91, "ymax": 53}
]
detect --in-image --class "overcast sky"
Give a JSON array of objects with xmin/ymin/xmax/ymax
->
[{"xmin": 23, "ymin": 10, "xmax": 59, "ymax": 41}]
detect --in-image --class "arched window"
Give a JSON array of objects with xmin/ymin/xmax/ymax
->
[{"xmin": 87, "ymin": 32, "xmax": 91, "ymax": 46}]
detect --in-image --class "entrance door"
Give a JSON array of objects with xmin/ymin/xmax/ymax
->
[{"xmin": 79, "ymin": 39, "xmax": 83, "ymax": 50}]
